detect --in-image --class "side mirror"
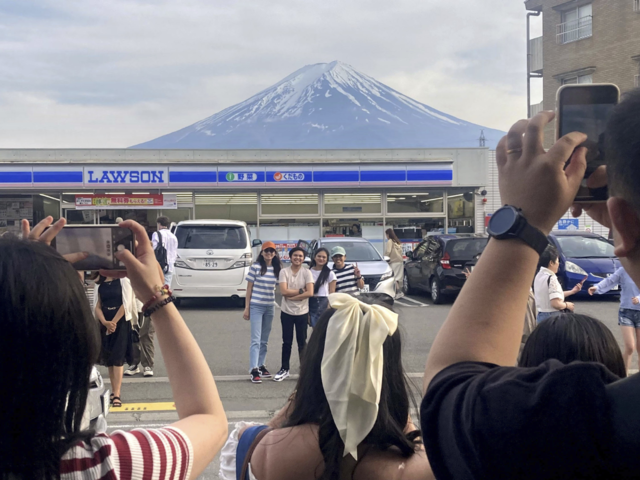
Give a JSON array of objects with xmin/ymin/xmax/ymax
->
[
  {"xmin": 383, "ymin": 255, "xmax": 391, "ymax": 262},
  {"xmin": 252, "ymin": 239, "xmax": 262, "ymax": 247}
]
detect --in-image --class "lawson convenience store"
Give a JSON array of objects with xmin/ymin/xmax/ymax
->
[{"xmin": 0, "ymin": 148, "xmax": 489, "ymax": 255}]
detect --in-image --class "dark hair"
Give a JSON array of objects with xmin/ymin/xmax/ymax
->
[
  {"xmin": 606, "ymin": 88, "xmax": 640, "ymax": 210},
  {"xmin": 283, "ymin": 294, "xmax": 420, "ymax": 480},
  {"xmin": 538, "ymin": 244, "xmax": 559, "ymax": 270},
  {"xmin": 156, "ymin": 216, "xmax": 171, "ymax": 227},
  {"xmin": 311, "ymin": 248, "xmax": 332, "ymax": 294},
  {"xmin": 289, "ymin": 246, "xmax": 306, "ymax": 258},
  {"xmin": 385, "ymin": 228, "xmax": 401, "ymax": 245},
  {"xmin": 0, "ymin": 239, "xmax": 101, "ymax": 479},
  {"xmin": 520, "ymin": 313, "xmax": 626, "ymax": 378},
  {"xmin": 258, "ymin": 249, "xmax": 282, "ymax": 278}
]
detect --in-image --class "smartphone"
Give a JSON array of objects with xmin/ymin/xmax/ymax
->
[
  {"xmin": 51, "ymin": 225, "xmax": 135, "ymax": 271},
  {"xmin": 556, "ymin": 83, "xmax": 620, "ymax": 202}
]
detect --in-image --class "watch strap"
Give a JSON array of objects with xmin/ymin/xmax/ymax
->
[{"xmin": 512, "ymin": 217, "xmax": 549, "ymax": 256}]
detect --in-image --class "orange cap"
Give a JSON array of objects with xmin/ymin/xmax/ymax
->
[{"xmin": 261, "ymin": 241, "xmax": 276, "ymax": 251}]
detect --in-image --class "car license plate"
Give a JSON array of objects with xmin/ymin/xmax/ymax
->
[
  {"xmin": 361, "ymin": 285, "xmax": 370, "ymax": 293},
  {"xmin": 200, "ymin": 260, "xmax": 218, "ymax": 268}
]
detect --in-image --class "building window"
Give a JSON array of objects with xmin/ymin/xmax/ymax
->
[
  {"xmin": 194, "ymin": 193, "xmax": 257, "ymax": 225},
  {"xmin": 323, "ymin": 193, "xmax": 381, "ymax": 215},
  {"xmin": 562, "ymin": 74, "xmax": 593, "ymax": 85},
  {"xmin": 386, "ymin": 191, "xmax": 444, "ymax": 214},
  {"xmin": 447, "ymin": 189, "xmax": 476, "ymax": 234},
  {"xmin": 557, "ymin": 4, "xmax": 592, "ymax": 44},
  {"xmin": 260, "ymin": 193, "xmax": 319, "ymax": 216}
]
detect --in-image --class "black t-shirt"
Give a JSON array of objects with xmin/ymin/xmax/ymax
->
[{"xmin": 420, "ymin": 360, "xmax": 621, "ymax": 480}]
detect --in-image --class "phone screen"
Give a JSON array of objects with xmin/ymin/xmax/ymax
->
[
  {"xmin": 557, "ymin": 84, "xmax": 619, "ymax": 202},
  {"xmin": 51, "ymin": 226, "xmax": 135, "ymax": 270}
]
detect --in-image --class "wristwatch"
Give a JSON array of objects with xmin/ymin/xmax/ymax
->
[
  {"xmin": 299, "ymin": 288, "xmax": 305, "ymax": 295},
  {"xmin": 487, "ymin": 205, "xmax": 549, "ymax": 255}
]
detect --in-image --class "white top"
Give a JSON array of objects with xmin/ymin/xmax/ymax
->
[
  {"xmin": 279, "ymin": 267, "xmax": 314, "ymax": 316},
  {"xmin": 310, "ymin": 268, "xmax": 337, "ymax": 297},
  {"xmin": 152, "ymin": 228, "xmax": 179, "ymax": 273},
  {"xmin": 534, "ymin": 267, "xmax": 564, "ymax": 313}
]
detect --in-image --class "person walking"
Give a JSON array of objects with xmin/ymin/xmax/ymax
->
[
  {"xmin": 93, "ymin": 275, "xmax": 138, "ymax": 408},
  {"xmin": 589, "ymin": 266, "xmax": 640, "ymax": 372},
  {"xmin": 243, "ymin": 241, "xmax": 281, "ymax": 384},
  {"xmin": 331, "ymin": 246, "xmax": 365, "ymax": 295},
  {"xmin": 308, "ymin": 248, "xmax": 337, "ymax": 328},
  {"xmin": 126, "ymin": 215, "xmax": 178, "ymax": 378},
  {"xmin": 385, "ymin": 228, "xmax": 405, "ymax": 298},
  {"xmin": 275, "ymin": 247, "xmax": 314, "ymax": 382},
  {"xmin": 533, "ymin": 245, "xmax": 583, "ymax": 322}
]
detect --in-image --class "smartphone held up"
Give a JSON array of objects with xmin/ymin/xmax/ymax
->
[
  {"xmin": 51, "ymin": 225, "xmax": 135, "ymax": 271},
  {"xmin": 556, "ymin": 83, "xmax": 620, "ymax": 203}
]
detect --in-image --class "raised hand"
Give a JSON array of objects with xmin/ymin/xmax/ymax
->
[
  {"xmin": 496, "ymin": 111, "xmax": 587, "ymax": 234},
  {"xmin": 22, "ymin": 216, "xmax": 88, "ymax": 264}
]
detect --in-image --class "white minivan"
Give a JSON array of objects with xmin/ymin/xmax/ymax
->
[{"xmin": 171, "ymin": 220, "xmax": 261, "ymax": 306}]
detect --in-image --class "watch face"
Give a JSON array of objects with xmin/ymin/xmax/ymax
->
[{"xmin": 490, "ymin": 207, "xmax": 518, "ymax": 236}]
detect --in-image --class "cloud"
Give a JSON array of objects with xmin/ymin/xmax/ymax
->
[{"xmin": 0, "ymin": 0, "xmax": 533, "ymax": 148}]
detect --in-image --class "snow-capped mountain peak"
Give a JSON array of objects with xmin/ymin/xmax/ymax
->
[{"xmin": 131, "ymin": 61, "xmax": 504, "ymax": 149}]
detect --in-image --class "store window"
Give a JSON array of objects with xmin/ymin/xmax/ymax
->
[
  {"xmin": 386, "ymin": 191, "xmax": 444, "ymax": 214},
  {"xmin": 385, "ymin": 217, "xmax": 445, "ymax": 255},
  {"xmin": 447, "ymin": 189, "xmax": 475, "ymax": 233},
  {"xmin": 261, "ymin": 193, "xmax": 319, "ymax": 216},
  {"xmin": 323, "ymin": 193, "xmax": 381, "ymax": 215},
  {"xmin": 0, "ymin": 195, "xmax": 33, "ymax": 235},
  {"xmin": 195, "ymin": 193, "xmax": 257, "ymax": 226},
  {"xmin": 323, "ymin": 218, "xmax": 385, "ymax": 253},
  {"xmin": 259, "ymin": 218, "xmax": 320, "ymax": 260}
]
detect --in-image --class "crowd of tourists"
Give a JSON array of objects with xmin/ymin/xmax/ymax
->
[{"xmin": 3, "ymin": 89, "xmax": 640, "ymax": 480}]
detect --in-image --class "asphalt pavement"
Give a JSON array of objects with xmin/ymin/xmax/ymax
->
[{"xmin": 101, "ymin": 292, "xmax": 623, "ymax": 479}]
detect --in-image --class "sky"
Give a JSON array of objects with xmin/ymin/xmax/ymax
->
[{"xmin": 0, "ymin": 0, "xmax": 542, "ymax": 148}]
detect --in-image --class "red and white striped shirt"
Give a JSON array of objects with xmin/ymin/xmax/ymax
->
[{"xmin": 60, "ymin": 427, "xmax": 193, "ymax": 480}]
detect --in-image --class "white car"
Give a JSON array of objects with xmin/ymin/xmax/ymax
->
[
  {"xmin": 171, "ymin": 220, "xmax": 261, "ymax": 306},
  {"xmin": 83, "ymin": 366, "xmax": 109, "ymax": 431},
  {"xmin": 308, "ymin": 237, "xmax": 396, "ymax": 298}
]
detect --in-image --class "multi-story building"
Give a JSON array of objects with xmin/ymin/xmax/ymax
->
[
  {"xmin": 526, "ymin": 0, "xmax": 640, "ymax": 144},
  {"xmin": 519, "ymin": 0, "xmax": 640, "ymax": 235}
]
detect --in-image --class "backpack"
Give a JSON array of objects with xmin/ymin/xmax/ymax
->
[{"xmin": 154, "ymin": 230, "xmax": 169, "ymax": 273}]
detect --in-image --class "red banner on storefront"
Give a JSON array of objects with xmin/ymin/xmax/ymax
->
[{"xmin": 75, "ymin": 194, "xmax": 177, "ymax": 210}]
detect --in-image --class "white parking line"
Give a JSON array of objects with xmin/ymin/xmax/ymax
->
[
  {"xmin": 395, "ymin": 298, "xmax": 430, "ymax": 308},
  {"xmin": 398, "ymin": 296, "xmax": 430, "ymax": 306}
]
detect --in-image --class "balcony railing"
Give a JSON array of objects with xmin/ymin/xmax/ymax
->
[
  {"xmin": 556, "ymin": 15, "xmax": 593, "ymax": 44},
  {"xmin": 530, "ymin": 101, "xmax": 544, "ymax": 117}
]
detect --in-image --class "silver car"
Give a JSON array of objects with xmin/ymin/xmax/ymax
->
[
  {"xmin": 82, "ymin": 366, "xmax": 110, "ymax": 431},
  {"xmin": 308, "ymin": 238, "xmax": 396, "ymax": 297}
]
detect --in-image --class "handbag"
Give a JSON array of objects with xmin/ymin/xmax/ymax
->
[{"xmin": 237, "ymin": 426, "xmax": 272, "ymax": 480}]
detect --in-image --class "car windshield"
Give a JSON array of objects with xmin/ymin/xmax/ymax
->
[
  {"xmin": 175, "ymin": 226, "xmax": 247, "ymax": 249},
  {"xmin": 323, "ymin": 241, "xmax": 382, "ymax": 262},
  {"xmin": 555, "ymin": 235, "xmax": 615, "ymax": 258},
  {"xmin": 445, "ymin": 238, "xmax": 488, "ymax": 259}
]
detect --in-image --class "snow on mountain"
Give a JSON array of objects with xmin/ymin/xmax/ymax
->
[{"xmin": 131, "ymin": 61, "xmax": 505, "ymax": 149}]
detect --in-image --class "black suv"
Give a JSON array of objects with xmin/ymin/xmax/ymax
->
[{"xmin": 403, "ymin": 234, "xmax": 488, "ymax": 304}]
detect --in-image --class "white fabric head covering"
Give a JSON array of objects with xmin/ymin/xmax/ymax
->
[{"xmin": 321, "ymin": 292, "xmax": 399, "ymax": 460}]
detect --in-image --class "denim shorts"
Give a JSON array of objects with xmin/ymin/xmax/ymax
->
[{"xmin": 619, "ymin": 308, "xmax": 640, "ymax": 328}]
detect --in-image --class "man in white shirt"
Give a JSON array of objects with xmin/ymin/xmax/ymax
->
[
  {"xmin": 151, "ymin": 216, "xmax": 178, "ymax": 286},
  {"xmin": 126, "ymin": 216, "xmax": 178, "ymax": 378}
]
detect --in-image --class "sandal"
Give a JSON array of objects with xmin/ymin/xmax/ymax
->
[
  {"xmin": 112, "ymin": 396, "xmax": 122, "ymax": 408},
  {"xmin": 110, "ymin": 393, "xmax": 115, "ymax": 405}
]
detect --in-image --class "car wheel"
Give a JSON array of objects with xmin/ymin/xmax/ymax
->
[{"xmin": 431, "ymin": 278, "xmax": 443, "ymax": 304}]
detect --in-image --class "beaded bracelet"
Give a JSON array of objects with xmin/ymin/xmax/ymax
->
[
  {"xmin": 144, "ymin": 295, "xmax": 176, "ymax": 317},
  {"xmin": 141, "ymin": 284, "xmax": 173, "ymax": 312}
]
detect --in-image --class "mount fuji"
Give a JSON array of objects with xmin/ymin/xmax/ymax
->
[{"xmin": 131, "ymin": 61, "xmax": 505, "ymax": 149}]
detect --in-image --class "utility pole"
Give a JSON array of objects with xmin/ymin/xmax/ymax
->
[{"xmin": 479, "ymin": 130, "xmax": 486, "ymax": 147}]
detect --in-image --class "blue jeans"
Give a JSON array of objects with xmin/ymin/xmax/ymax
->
[
  {"xmin": 249, "ymin": 303, "xmax": 274, "ymax": 372},
  {"xmin": 309, "ymin": 297, "xmax": 330, "ymax": 327},
  {"xmin": 536, "ymin": 311, "xmax": 558, "ymax": 323}
]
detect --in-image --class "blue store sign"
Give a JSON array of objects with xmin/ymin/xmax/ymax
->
[{"xmin": 557, "ymin": 218, "xmax": 580, "ymax": 231}]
